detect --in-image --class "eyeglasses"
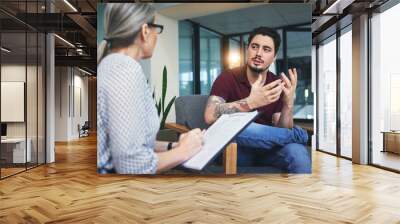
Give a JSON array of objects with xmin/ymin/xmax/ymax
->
[{"xmin": 148, "ymin": 23, "xmax": 164, "ymax": 34}]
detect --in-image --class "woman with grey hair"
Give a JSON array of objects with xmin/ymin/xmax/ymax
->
[{"xmin": 97, "ymin": 3, "xmax": 203, "ymax": 174}]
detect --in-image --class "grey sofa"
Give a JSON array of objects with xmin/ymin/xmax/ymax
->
[
  {"xmin": 167, "ymin": 95, "xmax": 283, "ymax": 174},
  {"xmin": 166, "ymin": 95, "xmax": 237, "ymax": 174}
]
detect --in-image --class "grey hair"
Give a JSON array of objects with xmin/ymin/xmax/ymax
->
[{"xmin": 97, "ymin": 3, "xmax": 156, "ymax": 63}]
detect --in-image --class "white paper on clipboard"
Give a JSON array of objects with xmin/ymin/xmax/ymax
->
[{"xmin": 183, "ymin": 111, "xmax": 258, "ymax": 170}]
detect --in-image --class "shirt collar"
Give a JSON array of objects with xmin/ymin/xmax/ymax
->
[{"xmin": 237, "ymin": 66, "xmax": 274, "ymax": 87}]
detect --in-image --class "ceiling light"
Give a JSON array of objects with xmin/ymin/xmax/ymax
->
[
  {"xmin": 54, "ymin": 34, "xmax": 75, "ymax": 48},
  {"xmin": 76, "ymin": 48, "xmax": 85, "ymax": 55},
  {"xmin": 63, "ymin": 0, "xmax": 78, "ymax": 12},
  {"xmin": 322, "ymin": 0, "xmax": 354, "ymax": 15},
  {"xmin": 323, "ymin": 0, "xmax": 341, "ymax": 14},
  {"xmin": 228, "ymin": 52, "xmax": 240, "ymax": 68},
  {"xmin": 78, "ymin": 67, "xmax": 92, "ymax": 76},
  {"xmin": 1, "ymin": 47, "xmax": 11, "ymax": 53}
]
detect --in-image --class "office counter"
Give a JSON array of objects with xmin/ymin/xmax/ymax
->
[{"xmin": 1, "ymin": 138, "xmax": 32, "ymax": 164}]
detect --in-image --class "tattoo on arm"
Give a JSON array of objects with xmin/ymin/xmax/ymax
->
[
  {"xmin": 206, "ymin": 96, "xmax": 251, "ymax": 120},
  {"xmin": 215, "ymin": 104, "xmax": 241, "ymax": 118},
  {"xmin": 236, "ymin": 99, "xmax": 251, "ymax": 111}
]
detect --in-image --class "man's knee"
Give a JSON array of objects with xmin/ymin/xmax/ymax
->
[{"xmin": 280, "ymin": 143, "xmax": 311, "ymax": 173}]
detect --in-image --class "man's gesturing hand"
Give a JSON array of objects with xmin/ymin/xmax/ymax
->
[
  {"xmin": 246, "ymin": 75, "xmax": 283, "ymax": 110},
  {"xmin": 280, "ymin": 68, "xmax": 297, "ymax": 109}
]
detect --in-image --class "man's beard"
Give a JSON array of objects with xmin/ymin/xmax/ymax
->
[{"xmin": 247, "ymin": 63, "xmax": 269, "ymax": 74}]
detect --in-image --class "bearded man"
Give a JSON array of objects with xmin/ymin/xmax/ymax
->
[{"xmin": 204, "ymin": 27, "xmax": 311, "ymax": 173}]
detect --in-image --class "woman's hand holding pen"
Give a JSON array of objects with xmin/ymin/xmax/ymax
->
[{"xmin": 175, "ymin": 128, "xmax": 205, "ymax": 161}]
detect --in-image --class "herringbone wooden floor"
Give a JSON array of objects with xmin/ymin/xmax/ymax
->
[{"xmin": 1, "ymin": 134, "xmax": 400, "ymax": 223}]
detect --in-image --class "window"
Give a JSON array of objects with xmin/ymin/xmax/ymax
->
[
  {"xmin": 200, "ymin": 28, "xmax": 222, "ymax": 94},
  {"xmin": 317, "ymin": 35, "xmax": 337, "ymax": 154},
  {"xmin": 272, "ymin": 29, "xmax": 284, "ymax": 76},
  {"xmin": 228, "ymin": 38, "xmax": 240, "ymax": 69},
  {"xmin": 339, "ymin": 26, "xmax": 352, "ymax": 158},
  {"xmin": 178, "ymin": 23, "xmax": 222, "ymax": 95},
  {"xmin": 287, "ymin": 31, "xmax": 313, "ymax": 119},
  {"xmin": 370, "ymin": 3, "xmax": 400, "ymax": 171},
  {"xmin": 179, "ymin": 21, "xmax": 194, "ymax": 96}
]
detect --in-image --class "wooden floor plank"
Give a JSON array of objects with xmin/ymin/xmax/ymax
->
[{"xmin": 0, "ymin": 134, "xmax": 400, "ymax": 223}]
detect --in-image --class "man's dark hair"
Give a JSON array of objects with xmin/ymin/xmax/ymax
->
[{"xmin": 247, "ymin": 27, "xmax": 281, "ymax": 55}]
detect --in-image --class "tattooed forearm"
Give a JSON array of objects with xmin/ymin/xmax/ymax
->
[
  {"xmin": 214, "ymin": 104, "xmax": 241, "ymax": 118},
  {"xmin": 205, "ymin": 96, "xmax": 252, "ymax": 122},
  {"xmin": 236, "ymin": 99, "xmax": 251, "ymax": 111},
  {"xmin": 206, "ymin": 95, "xmax": 225, "ymax": 105}
]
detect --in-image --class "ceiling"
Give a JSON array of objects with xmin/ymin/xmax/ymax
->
[
  {"xmin": 1, "ymin": 32, "xmax": 45, "ymax": 64},
  {"xmin": 158, "ymin": 0, "xmax": 390, "ymax": 41},
  {"xmin": 1, "ymin": 0, "xmax": 391, "ymax": 74},
  {"xmin": 156, "ymin": 3, "xmax": 268, "ymax": 21},
  {"xmin": 0, "ymin": 0, "xmax": 97, "ymax": 74},
  {"xmin": 189, "ymin": 4, "xmax": 311, "ymax": 35},
  {"xmin": 0, "ymin": 0, "xmax": 96, "ymax": 14}
]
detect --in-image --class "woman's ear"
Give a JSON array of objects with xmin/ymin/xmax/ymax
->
[{"xmin": 140, "ymin": 23, "xmax": 150, "ymax": 43}]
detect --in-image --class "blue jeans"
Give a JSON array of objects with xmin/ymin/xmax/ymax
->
[{"xmin": 235, "ymin": 122, "xmax": 311, "ymax": 173}]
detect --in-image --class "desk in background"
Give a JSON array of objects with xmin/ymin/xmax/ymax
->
[
  {"xmin": 381, "ymin": 131, "xmax": 400, "ymax": 154},
  {"xmin": 1, "ymin": 138, "xmax": 32, "ymax": 164}
]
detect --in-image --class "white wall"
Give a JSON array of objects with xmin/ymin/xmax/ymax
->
[
  {"xmin": 1, "ymin": 65, "xmax": 38, "ymax": 137},
  {"xmin": 78, "ymin": 75, "xmax": 89, "ymax": 125},
  {"xmin": 55, "ymin": 67, "xmax": 69, "ymax": 141},
  {"xmin": 72, "ymin": 73, "xmax": 89, "ymax": 138},
  {"xmin": 1, "ymin": 64, "xmax": 46, "ymax": 164},
  {"xmin": 54, "ymin": 67, "xmax": 89, "ymax": 141},
  {"xmin": 149, "ymin": 13, "xmax": 179, "ymax": 123}
]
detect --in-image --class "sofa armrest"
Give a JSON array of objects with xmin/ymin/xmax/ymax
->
[
  {"xmin": 166, "ymin": 123, "xmax": 237, "ymax": 174},
  {"xmin": 223, "ymin": 143, "xmax": 237, "ymax": 175},
  {"xmin": 165, "ymin": 123, "xmax": 190, "ymax": 134}
]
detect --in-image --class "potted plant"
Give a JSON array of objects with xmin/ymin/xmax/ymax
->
[{"xmin": 154, "ymin": 66, "xmax": 178, "ymax": 142}]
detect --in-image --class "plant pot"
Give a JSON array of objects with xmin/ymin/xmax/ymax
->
[{"xmin": 156, "ymin": 129, "xmax": 178, "ymax": 142}]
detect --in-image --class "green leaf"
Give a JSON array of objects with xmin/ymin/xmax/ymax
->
[
  {"xmin": 161, "ymin": 66, "xmax": 167, "ymax": 112},
  {"xmin": 160, "ymin": 96, "xmax": 176, "ymax": 130},
  {"xmin": 157, "ymin": 98, "xmax": 162, "ymax": 117},
  {"xmin": 164, "ymin": 96, "xmax": 176, "ymax": 118},
  {"xmin": 160, "ymin": 118, "xmax": 166, "ymax": 130},
  {"xmin": 152, "ymin": 65, "xmax": 176, "ymax": 130}
]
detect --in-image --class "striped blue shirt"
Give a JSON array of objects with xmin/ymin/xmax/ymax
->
[{"xmin": 97, "ymin": 53, "xmax": 159, "ymax": 174}]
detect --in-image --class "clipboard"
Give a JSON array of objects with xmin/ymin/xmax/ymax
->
[{"xmin": 182, "ymin": 111, "xmax": 259, "ymax": 170}]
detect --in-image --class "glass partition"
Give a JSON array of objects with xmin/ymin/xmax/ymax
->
[
  {"xmin": 0, "ymin": 0, "xmax": 46, "ymax": 179},
  {"xmin": 179, "ymin": 21, "xmax": 194, "ymax": 96},
  {"xmin": 200, "ymin": 27, "xmax": 222, "ymax": 94},
  {"xmin": 1, "ymin": 30, "xmax": 28, "ymax": 177},
  {"xmin": 288, "ymin": 31, "xmax": 313, "ymax": 119},
  {"xmin": 370, "ymin": 3, "xmax": 400, "ymax": 171},
  {"xmin": 317, "ymin": 35, "xmax": 337, "ymax": 155},
  {"xmin": 27, "ymin": 30, "xmax": 38, "ymax": 169},
  {"xmin": 339, "ymin": 26, "xmax": 352, "ymax": 158}
]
